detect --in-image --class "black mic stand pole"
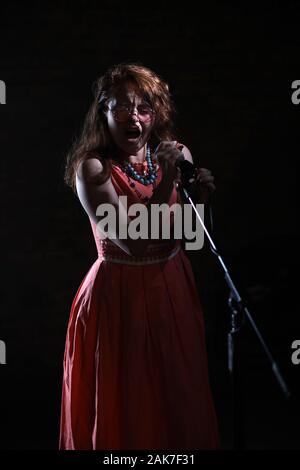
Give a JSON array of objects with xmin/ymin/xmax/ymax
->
[{"xmin": 177, "ymin": 179, "xmax": 291, "ymax": 450}]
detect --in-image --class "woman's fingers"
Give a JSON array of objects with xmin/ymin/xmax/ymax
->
[
  {"xmin": 195, "ymin": 168, "xmax": 212, "ymax": 179},
  {"xmin": 155, "ymin": 141, "xmax": 183, "ymax": 178},
  {"xmin": 195, "ymin": 168, "xmax": 214, "ymax": 185},
  {"xmin": 205, "ymin": 182, "xmax": 216, "ymax": 192},
  {"xmin": 190, "ymin": 168, "xmax": 216, "ymax": 200},
  {"xmin": 198, "ymin": 175, "xmax": 215, "ymax": 185}
]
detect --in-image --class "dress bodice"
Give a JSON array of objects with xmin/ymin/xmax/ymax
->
[{"xmin": 89, "ymin": 159, "xmax": 181, "ymax": 264}]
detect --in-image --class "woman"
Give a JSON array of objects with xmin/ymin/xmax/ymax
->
[{"xmin": 59, "ymin": 62, "xmax": 219, "ymax": 450}]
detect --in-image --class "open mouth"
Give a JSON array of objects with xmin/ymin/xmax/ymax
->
[{"xmin": 125, "ymin": 127, "xmax": 142, "ymax": 139}]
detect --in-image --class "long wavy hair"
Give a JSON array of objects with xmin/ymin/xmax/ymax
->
[{"xmin": 64, "ymin": 62, "xmax": 177, "ymax": 193}]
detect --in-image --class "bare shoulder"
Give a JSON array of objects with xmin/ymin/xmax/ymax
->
[
  {"xmin": 76, "ymin": 157, "xmax": 104, "ymax": 184},
  {"xmin": 75, "ymin": 156, "xmax": 117, "ymax": 220},
  {"xmin": 180, "ymin": 144, "xmax": 194, "ymax": 164}
]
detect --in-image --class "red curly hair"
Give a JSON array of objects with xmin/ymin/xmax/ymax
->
[{"xmin": 64, "ymin": 62, "xmax": 177, "ymax": 193}]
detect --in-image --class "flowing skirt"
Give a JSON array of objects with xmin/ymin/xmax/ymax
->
[{"xmin": 59, "ymin": 248, "xmax": 219, "ymax": 450}]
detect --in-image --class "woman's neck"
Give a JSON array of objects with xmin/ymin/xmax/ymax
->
[{"xmin": 116, "ymin": 145, "xmax": 146, "ymax": 165}]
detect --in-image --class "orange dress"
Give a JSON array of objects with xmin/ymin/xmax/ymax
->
[{"xmin": 59, "ymin": 158, "xmax": 219, "ymax": 450}]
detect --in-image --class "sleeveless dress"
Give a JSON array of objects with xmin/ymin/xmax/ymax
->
[{"xmin": 59, "ymin": 156, "xmax": 219, "ymax": 450}]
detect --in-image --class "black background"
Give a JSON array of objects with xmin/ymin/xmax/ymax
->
[{"xmin": 0, "ymin": 0, "xmax": 299, "ymax": 452}]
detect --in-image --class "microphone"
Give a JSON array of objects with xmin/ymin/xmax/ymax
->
[
  {"xmin": 175, "ymin": 153, "xmax": 197, "ymax": 190},
  {"xmin": 153, "ymin": 144, "xmax": 197, "ymax": 190}
]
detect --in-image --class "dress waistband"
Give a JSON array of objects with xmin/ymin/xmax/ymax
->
[{"xmin": 100, "ymin": 243, "xmax": 181, "ymax": 265}]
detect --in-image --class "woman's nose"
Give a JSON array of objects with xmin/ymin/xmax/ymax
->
[{"xmin": 129, "ymin": 109, "xmax": 139, "ymax": 121}]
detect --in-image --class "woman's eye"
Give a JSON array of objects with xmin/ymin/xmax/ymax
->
[{"xmin": 138, "ymin": 106, "xmax": 151, "ymax": 114}]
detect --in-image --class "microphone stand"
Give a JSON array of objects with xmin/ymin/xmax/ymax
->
[{"xmin": 176, "ymin": 171, "xmax": 291, "ymax": 450}]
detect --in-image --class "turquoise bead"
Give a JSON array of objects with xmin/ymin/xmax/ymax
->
[{"xmin": 124, "ymin": 144, "xmax": 158, "ymax": 186}]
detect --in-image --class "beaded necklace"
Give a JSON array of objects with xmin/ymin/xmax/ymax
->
[
  {"xmin": 122, "ymin": 145, "xmax": 157, "ymax": 185},
  {"xmin": 118, "ymin": 145, "xmax": 159, "ymax": 202}
]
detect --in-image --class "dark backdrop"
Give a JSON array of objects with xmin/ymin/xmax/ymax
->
[{"xmin": 0, "ymin": 1, "xmax": 299, "ymax": 451}]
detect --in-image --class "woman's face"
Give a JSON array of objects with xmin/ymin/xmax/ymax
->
[{"xmin": 105, "ymin": 83, "xmax": 155, "ymax": 156}]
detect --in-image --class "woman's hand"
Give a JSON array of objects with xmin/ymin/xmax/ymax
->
[
  {"xmin": 154, "ymin": 141, "xmax": 182, "ymax": 185},
  {"xmin": 189, "ymin": 167, "xmax": 216, "ymax": 204}
]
